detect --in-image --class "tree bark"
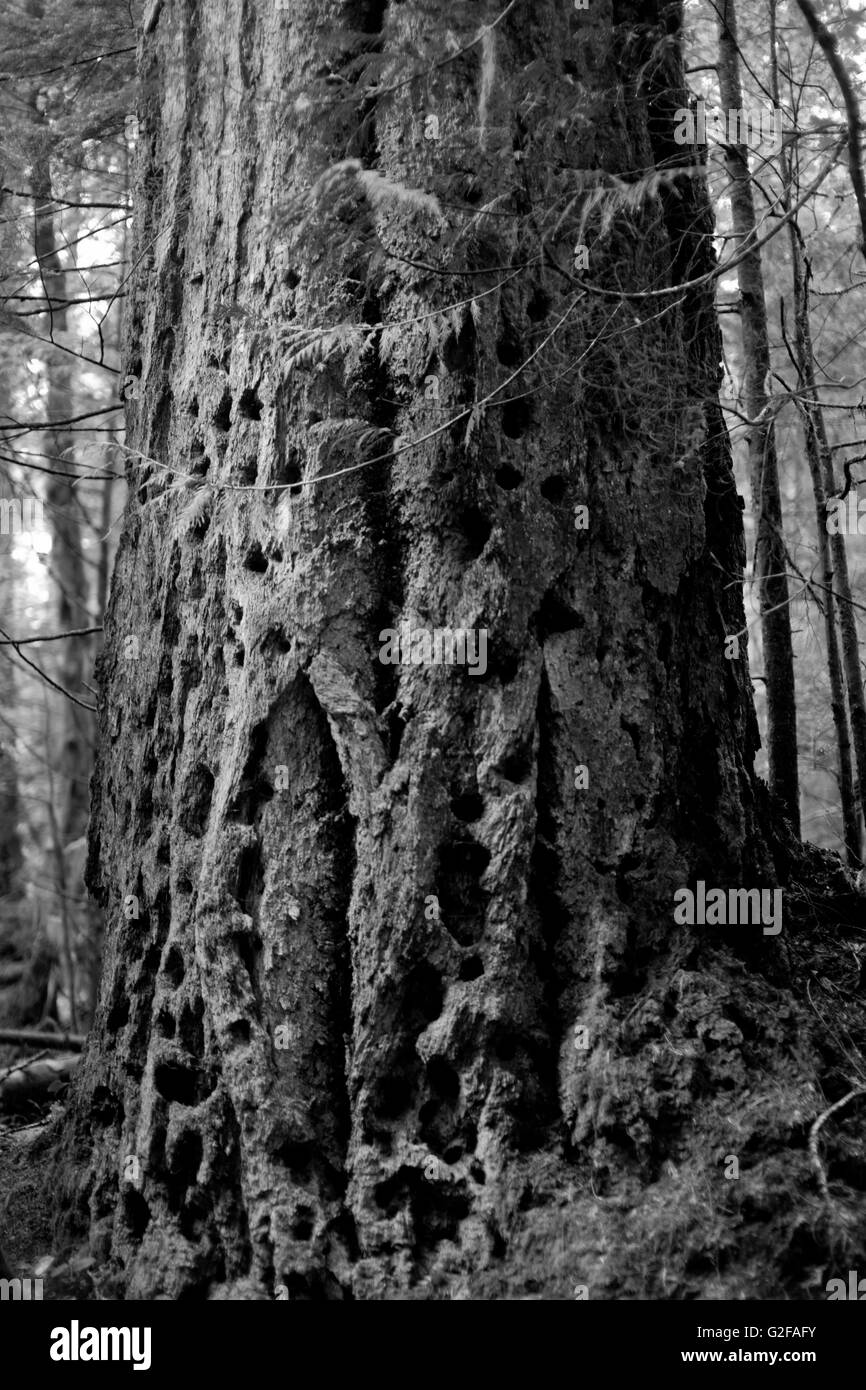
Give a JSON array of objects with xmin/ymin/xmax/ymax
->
[{"xmin": 55, "ymin": 0, "xmax": 864, "ymax": 1300}]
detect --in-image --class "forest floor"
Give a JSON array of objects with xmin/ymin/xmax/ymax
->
[{"xmin": 0, "ymin": 898, "xmax": 93, "ymax": 1298}]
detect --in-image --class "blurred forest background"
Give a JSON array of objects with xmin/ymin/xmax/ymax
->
[{"xmin": 0, "ymin": 0, "xmax": 864, "ymax": 1077}]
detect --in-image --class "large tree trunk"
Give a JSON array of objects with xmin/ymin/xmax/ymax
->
[{"xmin": 56, "ymin": 0, "xmax": 865, "ymax": 1300}]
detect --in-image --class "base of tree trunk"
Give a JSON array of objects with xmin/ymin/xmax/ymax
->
[{"xmin": 50, "ymin": 834, "xmax": 866, "ymax": 1300}]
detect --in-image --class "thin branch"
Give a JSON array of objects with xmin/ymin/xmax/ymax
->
[
  {"xmin": 0, "ymin": 186, "xmax": 130, "ymax": 212},
  {"xmin": 0, "ymin": 626, "xmax": 102, "ymax": 646},
  {"xmin": 0, "ymin": 625, "xmax": 97, "ymax": 712}
]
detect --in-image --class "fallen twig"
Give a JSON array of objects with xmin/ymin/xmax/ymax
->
[
  {"xmin": 0, "ymin": 1052, "xmax": 80, "ymax": 1109},
  {"xmin": 809, "ymin": 1087, "xmax": 866, "ymax": 1201},
  {"xmin": 0, "ymin": 1028, "xmax": 86, "ymax": 1052}
]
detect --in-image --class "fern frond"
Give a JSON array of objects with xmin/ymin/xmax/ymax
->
[{"xmin": 312, "ymin": 158, "xmax": 441, "ymax": 221}]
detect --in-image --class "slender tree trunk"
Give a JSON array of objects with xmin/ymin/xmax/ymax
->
[
  {"xmin": 31, "ymin": 149, "xmax": 93, "ymax": 843},
  {"xmin": 0, "ymin": 570, "xmax": 23, "ymax": 899},
  {"xmin": 55, "ymin": 0, "xmax": 863, "ymax": 1300},
  {"xmin": 717, "ymin": 0, "xmax": 800, "ymax": 834}
]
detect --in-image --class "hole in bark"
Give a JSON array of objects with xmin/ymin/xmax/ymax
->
[
  {"xmin": 123, "ymin": 1189, "xmax": 151, "ymax": 1239},
  {"xmin": 244, "ymin": 543, "xmax": 268, "ymax": 573},
  {"xmin": 233, "ymin": 928, "xmax": 262, "ymax": 980},
  {"xmin": 169, "ymin": 1128, "xmax": 203, "ymax": 1185},
  {"xmin": 540, "ymin": 474, "xmax": 567, "ymax": 504},
  {"xmin": 163, "ymin": 946, "xmax": 185, "ymax": 989},
  {"xmin": 426, "ymin": 1057, "xmax": 459, "ymax": 1101},
  {"xmin": 496, "ymin": 333, "xmax": 524, "ymax": 367},
  {"xmin": 534, "ymin": 591, "xmax": 584, "ymax": 638},
  {"xmin": 348, "ymin": 0, "xmax": 387, "ymax": 34},
  {"xmin": 458, "ymin": 954, "xmax": 484, "ymax": 981},
  {"xmin": 456, "ymin": 506, "xmax": 491, "ymax": 559},
  {"xmin": 450, "ymin": 791, "xmax": 483, "ymax": 822},
  {"xmin": 271, "ymin": 547, "xmax": 283, "ymax": 562},
  {"xmin": 277, "ymin": 1270, "xmax": 347, "ymax": 1300},
  {"xmin": 230, "ymin": 725, "xmax": 274, "ymax": 823},
  {"xmin": 404, "ymin": 961, "xmax": 445, "ymax": 1024},
  {"xmin": 615, "ymin": 871, "xmax": 635, "ymax": 905},
  {"xmin": 179, "ymin": 1193, "xmax": 210, "ymax": 1240},
  {"xmin": 386, "ymin": 705, "xmax": 407, "ymax": 761},
  {"xmin": 139, "ymin": 946, "xmax": 160, "ymax": 982},
  {"xmin": 213, "ymin": 390, "xmax": 232, "ymax": 431},
  {"xmin": 233, "ymin": 839, "xmax": 264, "ymax": 906},
  {"xmin": 154, "ymin": 1060, "xmax": 199, "ymax": 1106},
  {"xmin": 501, "ymin": 397, "xmax": 532, "ymax": 439},
  {"xmin": 178, "ymin": 997, "xmax": 204, "ymax": 1053},
  {"xmin": 293, "ymin": 1209, "xmax": 315, "ymax": 1241},
  {"xmin": 375, "ymin": 1076, "xmax": 414, "ymax": 1119},
  {"xmin": 107, "ymin": 993, "xmax": 130, "ymax": 1032},
  {"xmin": 375, "ymin": 1166, "xmax": 472, "ymax": 1248},
  {"xmin": 527, "ymin": 287, "xmax": 552, "ymax": 321},
  {"xmin": 470, "ymin": 1160, "xmax": 486, "ymax": 1185},
  {"xmin": 274, "ymin": 1139, "xmax": 313, "ymax": 1173},
  {"xmin": 499, "ymin": 746, "xmax": 533, "ymax": 783},
  {"xmin": 656, "ymin": 621, "xmax": 672, "ymax": 666},
  {"xmin": 188, "ymin": 398, "xmax": 199, "ymax": 417},
  {"xmin": 227, "ymin": 1018, "xmax": 250, "ymax": 1043},
  {"xmin": 238, "ymin": 388, "xmax": 262, "ymax": 421},
  {"xmin": 270, "ymin": 629, "xmax": 292, "ymax": 653},
  {"xmin": 374, "ymin": 1167, "xmax": 415, "ymax": 1213},
  {"xmin": 441, "ymin": 316, "xmax": 476, "ymax": 373},
  {"xmin": 437, "ymin": 841, "xmax": 490, "ymax": 946},
  {"xmin": 234, "ymin": 645, "xmax": 245, "ymax": 667},
  {"xmin": 495, "ymin": 463, "xmax": 523, "ymax": 489},
  {"xmin": 176, "ymin": 1273, "xmax": 215, "ymax": 1301},
  {"xmin": 621, "ymin": 717, "xmax": 640, "ymax": 759},
  {"xmin": 273, "ymin": 446, "xmax": 301, "ymax": 489},
  {"xmin": 156, "ymin": 1009, "xmax": 176, "ymax": 1038},
  {"xmin": 178, "ymin": 877, "xmax": 193, "ymax": 895},
  {"xmin": 91, "ymin": 1085, "xmax": 121, "ymax": 1127},
  {"xmin": 179, "ymin": 764, "xmax": 214, "ymax": 837},
  {"xmin": 149, "ymin": 1124, "xmax": 167, "ymax": 1170}
]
